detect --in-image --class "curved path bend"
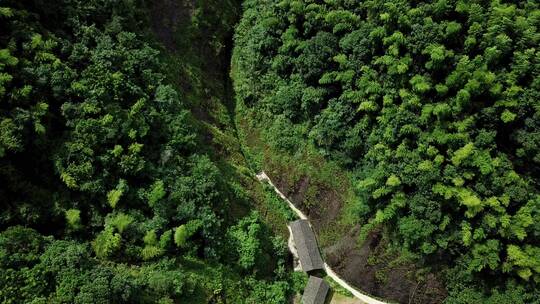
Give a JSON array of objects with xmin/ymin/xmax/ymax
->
[{"xmin": 256, "ymin": 171, "xmax": 388, "ymax": 304}]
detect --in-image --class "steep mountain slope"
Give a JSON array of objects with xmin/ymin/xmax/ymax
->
[
  {"xmin": 0, "ymin": 1, "xmax": 302, "ymax": 303},
  {"xmin": 232, "ymin": 0, "xmax": 540, "ymax": 303}
]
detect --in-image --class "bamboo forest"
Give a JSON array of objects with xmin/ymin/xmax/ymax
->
[{"xmin": 1, "ymin": 0, "xmax": 539, "ymax": 303}]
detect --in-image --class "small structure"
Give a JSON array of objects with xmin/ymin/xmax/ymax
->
[
  {"xmin": 302, "ymin": 276, "xmax": 330, "ymax": 304},
  {"xmin": 290, "ymin": 219, "xmax": 324, "ymax": 273}
]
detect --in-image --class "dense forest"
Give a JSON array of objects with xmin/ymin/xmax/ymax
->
[
  {"xmin": 2, "ymin": 0, "xmax": 539, "ymax": 303},
  {"xmin": 0, "ymin": 0, "xmax": 305, "ymax": 303},
  {"xmin": 233, "ymin": 0, "xmax": 540, "ymax": 303}
]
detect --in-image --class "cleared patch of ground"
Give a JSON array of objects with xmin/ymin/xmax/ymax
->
[
  {"xmin": 330, "ymin": 293, "xmax": 366, "ymax": 304},
  {"xmin": 293, "ymin": 293, "xmax": 364, "ymax": 304}
]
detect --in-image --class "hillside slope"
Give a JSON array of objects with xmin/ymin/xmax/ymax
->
[
  {"xmin": 0, "ymin": 1, "xmax": 302, "ymax": 303},
  {"xmin": 232, "ymin": 0, "xmax": 540, "ymax": 303}
]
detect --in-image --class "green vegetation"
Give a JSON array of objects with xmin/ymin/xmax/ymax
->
[
  {"xmin": 0, "ymin": 0, "xmax": 300, "ymax": 303},
  {"xmin": 233, "ymin": 0, "xmax": 540, "ymax": 302},
  {"xmin": 4, "ymin": 0, "xmax": 539, "ymax": 302}
]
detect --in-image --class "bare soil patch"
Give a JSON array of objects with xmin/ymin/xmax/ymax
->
[
  {"xmin": 330, "ymin": 293, "xmax": 365, "ymax": 304},
  {"xmin": 281, "ymin": 175, "xmax": 342, "ymax": 232}
]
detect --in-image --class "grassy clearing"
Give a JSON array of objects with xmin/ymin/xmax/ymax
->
[{"xmin": 324, "ymin": 275, "xmax": 354, "ymax": 298}]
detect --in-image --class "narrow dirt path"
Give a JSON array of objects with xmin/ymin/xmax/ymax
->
[{"xmin": 256, "ymin": 171, "xmax": 389, "ymax": 304}]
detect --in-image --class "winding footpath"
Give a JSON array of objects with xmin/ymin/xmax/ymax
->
[{"xmin": 256, "ymin": 171, "xmax": 388, "ymax": 304}]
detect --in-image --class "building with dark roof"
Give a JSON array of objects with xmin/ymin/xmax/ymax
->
[
  {"xmin": 302, "ymin": 276, "xmax": 330, "ymax": 304},
  {"xmin": 290, "ymin": 219, "xmax": 324, "ymax": 273}
]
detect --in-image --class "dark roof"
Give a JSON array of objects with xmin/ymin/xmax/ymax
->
[
  {"xmin": 290, "ymin": 219, "xmax": 324, "ymax": 272},
  {"xmin": 302, "ymin": 276, "xmax": 330, "ymax": 304}
]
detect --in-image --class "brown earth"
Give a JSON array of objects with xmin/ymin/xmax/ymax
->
[
  {"xmin": 294, "ymin": 293, "xmax": 365, "ymax": 304},
  {"xmin": 268, "ymin": 171, "xmax": 447, "ymax": 304},
  {"xmin": 287, "ymin": 176, "xmax": 342, "ymax": 231}
]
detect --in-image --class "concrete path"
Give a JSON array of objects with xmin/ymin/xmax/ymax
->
[{"xmin": 256, "ymin": 171, "xmax": 388, "ymax": 304}]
